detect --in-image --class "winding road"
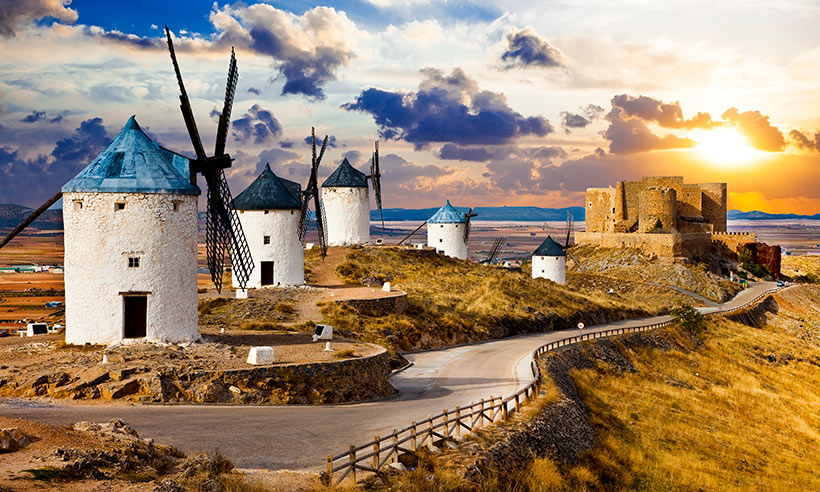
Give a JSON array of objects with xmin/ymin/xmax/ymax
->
[{"xmin": 0, "ymin": 281, "xmax": 776, "ymax": 471}]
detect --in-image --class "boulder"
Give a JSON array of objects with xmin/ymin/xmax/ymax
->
[
  {"xmin": 0, "ymin": 427, "xmax": 30, "ymax": 453},
  {"xmin": 246, "ymin": 346, "xmax": 275, "ymax": 365}
]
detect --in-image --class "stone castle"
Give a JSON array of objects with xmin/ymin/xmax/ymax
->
[{"xmin": 575, "ymin": 176, "xmax": 762, "ymax": 266}]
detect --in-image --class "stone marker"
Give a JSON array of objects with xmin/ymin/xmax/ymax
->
[
  {"xmin": 246, "ymin": 346, "xmax": 275, "ymax": 365},
  {"xmin": 313, "ymin": 324, "xmax": 333, "ymax": 342},
  {"xmin": 382, "ymin": 282, "xmax": 391, "ymax": 292}
]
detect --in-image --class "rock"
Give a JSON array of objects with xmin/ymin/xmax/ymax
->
[
  {"xmin": 109, "ymin": 368, "xmax": 137, "ymax": 381},
  {"xmin": 179, "ymin": 453, "xmax": 227, "ymax": 479},
  {"xmin": 246, "ymin": 346, "xmax": 275, "ymax": 365},
  {"xmin": 154, "ymin": 478, "xmax": 185, "ymax": 492},
  {"xmin": 0, "ymin": 427, "xmax": 31, "ymax": 453},
  {"xmin": 72, "ymin": 419, "xmax": 140, "ymax": 439},
  {"xmin": 100, "ymin": 378, "xmax": 142, "ymax": 400},
  {"xmin": 63, "ymin": 458, "xmax": 107, "ymax": 480},
  {"xmin": 388, "ymin": 462, "xmax": 407, "ymax": 472}
]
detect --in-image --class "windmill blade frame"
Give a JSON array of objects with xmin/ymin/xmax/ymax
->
[
  {"xmin": 308, "ymin": 129, "xmax": 329, "ymax": 257},
  {"xmin": 165, "ymin": 26, "xmax": 206, "ymax": 163},
  {"xmin": 398, "ymin": 221, "xmax": 427, "ymax": 245},
  {"xmin": 0, "ymin": 191, "xmax": 63, "ymax": 250},
  {"xmin": 214, "ymin": 48, "xmax": 238, "ymax": 157},
  {"xmin": 463, "ymin": 207, "xmax": 477, "ymax": 242},
  {"xmin": 371, "ymin": 141, "xmax": 385, "ymax": 232}
]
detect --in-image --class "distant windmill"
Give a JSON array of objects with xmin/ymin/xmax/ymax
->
[
  {"xmin": 563, "ymin": 211, "xmax": 582, "ymax": 267},
  {"xmin": 368, "ymin": 141, "xmax": 385, "ymax": 232},
  {"xmin": 164, "ymin": 26, "xmax": 253, "ymax": 293},
  {"xmin": 298, "ymin": 128, "xmax": 330, "ymax": 258},
  {"xmin": 484, "ymin": 237, "xmax": 506, "ymax": 264}
]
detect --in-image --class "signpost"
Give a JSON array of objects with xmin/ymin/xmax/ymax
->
[{"xmin": 577, "ymin": 322, "xmax": 584, "ymax": 338}]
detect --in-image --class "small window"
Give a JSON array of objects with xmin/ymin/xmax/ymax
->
[
  {"xmin": 115, "ymin": 202, "xmax": 125, "ymax": 211},
  {"xmin": 239, "ymin": 210, "xmax": 244, "ymax": 214},
  {"xmin": 73, "ymin": 200, "xmax": 83, "ymax": 211},
  {"xmin": 612, "ymin": 207, "xmax": 615, "ymax": 213},
  {"xmin": 440, "ymin": 224, "xmax": 444, "ymax": 228},
  {"xmin": 263, "ymin": 235, "xmax": 271, "ymax": 245},
  {"xmin": 128, "ymin": 257, "xmax": 140, "ymax": 268},
  {"xmin": 172, "ymin": 200, "xmax": 181, "ymax": 212},
  {"xmin": 439, "ymin": 238, "xmax": 443, "ymax": 243},
  {"xmin": 264, "ymin": 210, "xmax": 269, "ymax": 215}
]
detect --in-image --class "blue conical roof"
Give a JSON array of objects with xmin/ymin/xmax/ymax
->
[
  {"xmin": 61, "ymin": 116, "xmax": 199, "ymax": 195},
  {"xmin": 232, "ymin": 163, "xmax": 302, "ymax": 210},
  {"xmin": 322, "ymin": 158, "xmax": 367, "ymax": 188},
  {"xmin": 428, "ymin": 200, "xmax": 466, "ymax": 223},
  {"xmin": 533, "ymin": 235, "xmax": 566, "ymax": 256}
]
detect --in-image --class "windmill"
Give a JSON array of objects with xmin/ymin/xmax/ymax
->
[
  {"xmin": 463, "ymin": 207, "xmax": 478, "ymax": 242},
  {"xmin": 368, "ymin": 141, "xmax": 385, "ymax": 233},
  {"xmin": 298, "ymin": 128, "xmax": 330, "ymax": 258},
  {"xmin": 164, "ymin": 26, "xmax": 253, "ymax": 293},
  {"xmin": 484, "ymin": 237, "xmax": 506, "ymax": 264}
]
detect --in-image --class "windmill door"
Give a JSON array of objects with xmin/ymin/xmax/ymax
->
[
  {"xmin": 123, "ymin": 296, "xmax": 147, "ymax": 338},
  {"xmin": 261, "ymin": 261, "xmax": 274, "ymax": 286}
]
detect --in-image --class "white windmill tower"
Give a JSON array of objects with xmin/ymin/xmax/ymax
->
[
  {"xmin": 425, "ymin": 200, "xmax": 477, "ymax": 260},
  {"xmin": 232, "ymin": 163, "xmax": 304, "ymax": 290},
  {"xmin": 531, "ymin": 236, "xmax": 567, "ymax": 284},
  {"xmin": 0, "ymin": 27, "xmax": 255, "ymax": 344},
  {"xmin": 319, "ymin": 142, "xmax": 384, "ymax": 247}
]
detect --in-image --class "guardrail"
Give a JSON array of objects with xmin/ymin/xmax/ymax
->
[{"xmin": 323, "ymin": 286, "xmax": 780, "ymax": 485}]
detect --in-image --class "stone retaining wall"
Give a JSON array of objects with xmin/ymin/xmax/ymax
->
[{"xmin": 332, "ymin": 291, "xmax": 409, "ymax": 316}]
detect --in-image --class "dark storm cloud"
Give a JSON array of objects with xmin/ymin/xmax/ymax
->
[
  {"xmin": 560, "ymin": 112, "xmax": 590, "ymax": 131},
  {"xmin": 479, "ymin": 146, "xmax": 569, "ymax": 194},
  {"xmin": 343, "ymin": 68, "xmax": 553, "ymax": 149},
  {"xmin": 0, "ymin": 0, "xmax": 77, "ymax": 37},
  {"xmin": 500, "ymin": 28, "xmax": 565, "ymax": 69},
  {"xmin": 790, "ymin": 129, "xmax": 820, "ymax": 152},
  {"xmin": 0, "ymin": 117, "xmax": 110, "ymax": 207},
  {"xmin": 20, "ymin": 110, "xmax": 62, "ymax": 123},
  {"xmin": 279, "ymin": 140, "xmax": 295, "ymax": 149},
  {"xmin": 436, "ymin": 144, "xmax": 565, "ymax": 163},
  {"xmin": 232, "ymin": 104, "xmax": 282, "ymax": 144},
  {"xmin": 721, "ymin": 107, "xmax": 785, "ymax": 152},
  {"xmin": 247, "ymin": 87, "xmax": 262, "ymax": 96}
]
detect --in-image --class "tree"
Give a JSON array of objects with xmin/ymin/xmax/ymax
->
[
  {"xmin": 670, "ymin": 304, "xmax": 706, "ymax": 335},
  {"xmin": 737, "ymin": 247, "xmax": 753, "ymax": 264}
]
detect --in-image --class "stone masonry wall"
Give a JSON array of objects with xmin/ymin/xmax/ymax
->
[
  {"xmin": 575, "ymin": 231, "xmax": 712, "ymax": 261},
  {"xmin": 332, "ymin": 291, "xmax": 409, "ymax": 316}
]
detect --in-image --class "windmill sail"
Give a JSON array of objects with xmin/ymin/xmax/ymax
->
[{"xmin": 0, "ymin": 191, "xmax": 63, "ymax": 250}]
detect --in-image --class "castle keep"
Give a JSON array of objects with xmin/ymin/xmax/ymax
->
[{"xmin": 576, "ymin": 177, "xmax": 758, "ymax": 264}]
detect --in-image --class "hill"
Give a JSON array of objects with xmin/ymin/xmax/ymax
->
[
  {"xmin": 372, "ymin": 206, "xmax": 585, "ymax": 222},
  {"xmin": 728, "ymin": 209, "xmax": 820, "ymax": 220},
  {"xmin": 0, "ymin": 204, "xmax": 63, "ymax": 230}
]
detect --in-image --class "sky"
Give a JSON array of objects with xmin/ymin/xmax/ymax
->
[{"xmin": 2, "ymin": 1, "xmax": 820, "ymax": 214}]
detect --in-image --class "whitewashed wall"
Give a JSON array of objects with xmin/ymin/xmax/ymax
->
[
  {"xmin": 321, "ymin": 187, "xmax": 370, "ymax": 246},
  {"xmin": 532, "ymin": 255, "xmax": 566, "ymax": 284},
  {"xmin": 427, "ymin": 223, "xmax": 468, "ymax": 260},
  {"xmin": 232, "ymin": 209, "xmax": 304, "ymax": 288},
  {"xmin": 62, "ymin": 192, "xmax": 199, "ymax": 345}
]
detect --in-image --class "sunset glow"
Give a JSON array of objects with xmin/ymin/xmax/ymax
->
[{"xmin": 695, "ymin": 128, "xmax": 764, "ymax": 167}]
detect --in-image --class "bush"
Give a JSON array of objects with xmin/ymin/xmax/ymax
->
[
  {"xmin": 670, "ymin": 304, "xmax": 706, "ymax": 335},
  {"xmin": 239, "ymin": 321, "xmax": 285, "ymax": 331},
  {"xmin": 742, "ymin": 262, "xmax": 772, "ymax": 279},
  {"xmin": 738, "ymin": 247, "xmax": 753, "ymax": 264},
  {"xmin": 273, "ymin": 302, "xmax": 295, "ymax": 314},
  {"xmin": 794, "ymin": 273, "xmax": 820, "ymax": 284}
]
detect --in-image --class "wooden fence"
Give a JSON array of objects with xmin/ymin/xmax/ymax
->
[{"xmin": 324, "ymin": 287, "xmax": 780, "ymax": 485}]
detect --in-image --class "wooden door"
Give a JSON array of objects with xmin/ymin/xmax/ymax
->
[
  {"xmin": 123, "ymin": 296, "xmax": 147, "ymax": 338},
  {"xmin": 261, "ymin": 261, "xmax": 274, "ymax": 286}
]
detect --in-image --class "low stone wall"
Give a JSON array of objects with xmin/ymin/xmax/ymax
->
[
  {"xmin": 332, "ymin": 291, "xmax": 409, "ymax": 316},
  {"xmin": 711, "ymin": 232, "xmax": 757, "ymax": 256},
  {"xmin": 3, "ymin": 345, "xmax": 395, "ymax": 405},
  {"xmin": 574, "ymin": 231, "xmax": 712, "ymax": 261}
]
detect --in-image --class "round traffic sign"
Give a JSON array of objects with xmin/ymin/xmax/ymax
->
[{"xmin": 577, "ymin": 322, "xmax": 585, "ymax": 330}]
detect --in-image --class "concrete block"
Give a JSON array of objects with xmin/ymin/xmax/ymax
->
[
  {"xmin": 312, "ymin": 324, "xmax": 333, "ymax": 342},
  {"xmin": 382, "ymin": 282, "xmax": 391, "ymax": 292},
  {"xmin": 246, "ymin": 346, "xmax": 275, "ymax": 365}
]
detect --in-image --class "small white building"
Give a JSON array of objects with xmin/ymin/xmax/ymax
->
[
  {"xmin": 321, "ymin": 158, "xmax": 370, "ymax": 246},
  {"xmin": 61, "ymin": 116, "xmax": 200, "ymax": 345},
  {"xmin": 232, "ymin": 163, "xmax": 304, "ymax": 288},
  {"xmin": 427, "ymin": 200, "xmax": 468, "ymax": 260},
  {"xmin": 531, "ymin": 236, "xmax": 566, "ymax": 284}
]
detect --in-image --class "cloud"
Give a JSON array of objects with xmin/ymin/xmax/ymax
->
[
  {"xmin": 559, "ymin": 104, "xmax": 605, "ymax": 133},
  {"xmin": 247, "ymin": 87, "xmax": 262, "ymax": 95},
  {"xmin": 232, "ymin": 104, "xmax": 282, "ymax": 144},
  {"xmin": 0, "ymin": 117, "xmax": 110, "ymax": 207},
  {"xmin": 0, "ymin": 0, "xmax": 77, "ymax": 38},
  {"xmin": 436, "ymin": 143, "xmax": 565, "ymax": 163},
  {"xmin": 303, "ymin": 134, "xmax": 338, "ymax": 148},
  {"xmin": 790, "ymin": 129, "xmax": 820, "ymax": 152},
  {"xmin": 480, "ymin": 146, "xmax": 569, "ymax": 194},
  {"xmin": 611, "ymin": 94, "xmax": 717, "ymax": 130},
  {"xmin": 721, "ymin": 107, "xmax": 785, "ymax": 152},
  {"xmin": 603, "ymin": 107, "xmax": 696, "ymax": 154},
  {"xmin": 343, "ymin": 68, "xmax": 553, "ymax": 149},
  {"xmin": 279, "ymin": 140, "xmax": 295, "ymax": 149},
  {"xmin": 20, "ymin": 110, "xmax": 62, "ymax": 123},
  {"xmin": 501, "ymin": 28, "xmax": 566, "ymax": 69}
]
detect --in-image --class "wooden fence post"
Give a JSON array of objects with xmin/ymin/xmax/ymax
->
[
  {"xmin": 427, "ymin": 415, "xmax": 433, "ymax": 446},
  {"xmin": 411, "ymin": 421, "xmax": 417, "ymax": 451},
  {"xmin": 455, "ymin": 406, "xmax": 461, "ymax": 438},
  {"xmin": 443, "ymin": 410, "xmax": 450, "ymax": 439},
  {"xmin": 326, "ymin": 455, "xmax": 332, "ymax": 483},
  {"xmin": 349, "ymin": 445, "xmax": 356, "ymax": 483},
  {"xmin": 373, "ymin": 436, "xmax": 380, "ymax": 471},
  {"xmin": 392, "ymin": 429, "xmax": 399, "ymax": 462}
]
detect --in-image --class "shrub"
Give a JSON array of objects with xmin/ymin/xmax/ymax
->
[
  {"xmin": 793, "ymin": 273, "xmax": 820, "ymax": 284},
  {"xmin": 670, "ymin": 304, "xmax": 706, "ymax": 335},
  {"xmin": 274, "ymin": 302, "xmax": 295, "ymax": 314},
  {"xmin": 738, "ymin": 247, "xmax": 753, "ymax": 264},
  {"xmin": 742, "ymin": 262, "xmax": 772, "ymax": 279},
  {"xmin": 334, "ymin": 348, "xmax": 358, "ymax": 359},
  {"xmin": 239, "ymin": 321, "xmax": 284, "ymax": 331}
]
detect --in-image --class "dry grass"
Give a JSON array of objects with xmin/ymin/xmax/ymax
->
[{"xmin": 322, "ymin": 247, "xmax": 662, "ymax": 352}]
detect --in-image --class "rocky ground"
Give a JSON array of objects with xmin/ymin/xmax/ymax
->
[
  {"xmin": 0, "ymin": 416, "xmax": 320, "ymax": 491},
  {"xmin": 0, "ymin": 329, "xmax": 382, "ymax": 404}
]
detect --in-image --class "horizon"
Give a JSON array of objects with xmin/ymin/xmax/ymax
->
[{"xmin": 2, "ymin": 1, "xmax": 820, "ymax": 214}]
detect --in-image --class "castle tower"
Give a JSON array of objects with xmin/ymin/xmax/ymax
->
[
  {"xmin": 638, "ymin": 186, "xmax": 677, "ymax": 232},
  {"xmin": 61, "ymin": 116, "xmax": 200, "ymax": 345},
  {"xmin": 321, "ymin": 158, "xmax": 370, "ymax": 246},
  {"xmin": 427, "ymin": 200, "xmax": 468, "ymax": 260},
  {"xmin": 531, "ymin": 236, "xmax": 566, "ymax": 284},
  {"xmin": 232, "ymin": 163, "xmax": 304, "ymax": 289}
]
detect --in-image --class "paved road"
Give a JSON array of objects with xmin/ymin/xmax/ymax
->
[{"xmin": 0, "ymin": 281, "xmax": 776, "ymax": 471}]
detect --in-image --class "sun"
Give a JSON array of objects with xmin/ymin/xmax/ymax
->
[{"xmin": 695, "ymin": 127, "xmax": 763, "ymax": 166}]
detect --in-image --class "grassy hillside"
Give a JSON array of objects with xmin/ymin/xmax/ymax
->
[
  {"xmin": 319, "ymin": 247, "xmax": 719, "ymax": 352},
  {"xmin": 356, "ymin": 286, "xmax": 820, "ymax": 491}
]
